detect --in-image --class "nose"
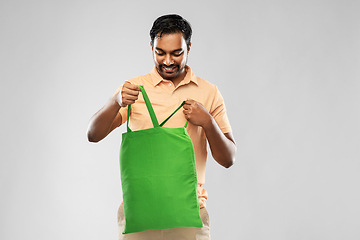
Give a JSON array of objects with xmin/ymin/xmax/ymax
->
[{"xmin": 163, "ymin": 54, "xmax": 174, "ymax": 66}]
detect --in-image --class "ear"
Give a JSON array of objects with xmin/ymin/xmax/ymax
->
[
  {"xmin": 187, "ymin": 42, "xmax": 192, "ymax": 53},
  {"xmin": 150, "ymin": 41, "xmax": 153, "ymax": 50}
]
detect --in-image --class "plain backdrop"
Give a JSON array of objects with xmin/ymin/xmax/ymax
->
[{"xmin": 1, "ymin": 0, "xmax": 359, "ymax": 239}]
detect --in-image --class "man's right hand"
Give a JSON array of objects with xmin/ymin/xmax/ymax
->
[
  {"xmin": 116, "ymin": 81, "xmax": 141, "ymax": 107},
  {"xmin": 87, "ymin": 81, "xmax": 141, "ymax": 142}
]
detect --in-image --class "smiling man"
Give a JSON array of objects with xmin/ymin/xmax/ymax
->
[
  {"xmin": 87, "ymin": 14, "xmax": 236, "ymax": 240},
  {"xmin": 152, "ymin": 32, "xmax": 188, "ymax": 86}
]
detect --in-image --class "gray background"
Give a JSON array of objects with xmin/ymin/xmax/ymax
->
[{"xmin": 1, "ymin": 0, "xmax": 359, "ymax": 239}]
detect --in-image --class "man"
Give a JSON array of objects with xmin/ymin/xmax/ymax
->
[{"xmin": 87, "ymin": 14, "xmax": 236, "ymax": 240}]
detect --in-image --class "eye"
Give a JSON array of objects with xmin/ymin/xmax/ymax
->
[
  {"xmin": 156, "ymin": 52, "xmax": 165, "ymax": 56},
  {"xmin": 173, "ymin": 52, "xmax": 183, "ymax": 57}
]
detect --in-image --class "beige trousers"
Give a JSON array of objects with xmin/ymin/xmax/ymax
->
[{"xmin": 117, "ymin": 203, "xmax": 210, "ymax": 240}]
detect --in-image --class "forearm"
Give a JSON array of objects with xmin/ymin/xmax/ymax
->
[
  {"xmin": 202, "ymin": 117, "xmax": 236, "ymax": 168},
  {"xmin": 87, "ymin": 96, "xmax": 121, "ymax": 142}
]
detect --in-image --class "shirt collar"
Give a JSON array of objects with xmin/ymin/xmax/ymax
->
[{"xmin": 150, "ymin": 65, "xmax": 198, "ymax": 87}]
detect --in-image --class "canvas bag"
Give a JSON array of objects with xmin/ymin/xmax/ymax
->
[{"xmin": 119, "ymin": 86, "xmax": 203, "ymax": 234}]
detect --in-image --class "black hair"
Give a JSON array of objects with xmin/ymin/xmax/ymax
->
[{"xmin": 150, "ymin": 14, "xmax": 192, "ymax": 49}]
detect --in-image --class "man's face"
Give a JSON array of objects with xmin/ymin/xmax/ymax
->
[{"xmin": 151, "ymin": 32, "xmax": 190, "ymax": 82}]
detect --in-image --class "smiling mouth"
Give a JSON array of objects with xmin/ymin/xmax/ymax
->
[{"xmin": 162, "ymin": 65, "xmax": 177, "ymax": 73}]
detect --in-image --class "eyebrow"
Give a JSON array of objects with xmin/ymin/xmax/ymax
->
[{"xmin": 155, "ymin": 47, "xmax": 183, "ymax": 53}]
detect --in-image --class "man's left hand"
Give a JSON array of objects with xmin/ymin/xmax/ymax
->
[{"xmin": 183, "ymin": 99, "xmax": 212, "ymax": 128}]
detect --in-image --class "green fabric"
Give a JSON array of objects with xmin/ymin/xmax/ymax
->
[{"xmin": 119, "ymin": 86, "xmax": 203, "ymax": 234}]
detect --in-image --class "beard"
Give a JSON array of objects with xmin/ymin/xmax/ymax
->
[{"xmin": 157, "ymin": 64, "xmax": 184, "ymax": 80}]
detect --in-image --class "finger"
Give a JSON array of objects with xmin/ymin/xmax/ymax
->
[
  {"xmin": 182, "ymin": 104, "xmax": 190, "ymax": 110},
  {"xmin": 183, "ymin": 106, "xmax": 193, "ymax": 113},
  {"xmin": 183, "ymin": 110, "xmax": 189, "ymax": 119},
  {"xmin": 122, "ymin": 94, "xmax": 139, "ymax": 104},
  {"xmin": 122, "ymin": 83, "xmax": 141, "ymax": 96},
  {"xmin": 123, "ymin": 99, "xmax": 137, "ymax": 106},
  {"xmin": 183, "ymin": 108, "xmax": 191, "ymax": 116},
  {"xmin": 124, "ymin": 81, "xmax": 141, "ymax": 91},
  {"xmin": 184, "ymin": 101, "xmax": 193, "ymax": 107},
  {"xmin": 122, "ymin": 88, "xmax": 140, "ymax": 97},
  {"xmin": 122, "ymin": 93, "xmax": 139, "ymax": 101}
]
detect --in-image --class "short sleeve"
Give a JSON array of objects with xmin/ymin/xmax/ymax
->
[{"xmin": 209, "ymin": 86, "xmax": 232, "ymax": 133}]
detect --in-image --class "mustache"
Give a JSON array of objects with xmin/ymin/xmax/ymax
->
[{"xmin": 159, "ymin": 64, "xmax": 178, "ymax": 68}]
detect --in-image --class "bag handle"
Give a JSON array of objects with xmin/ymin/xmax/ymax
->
[
  {"xmin": 127, "ymin": 86, "xmax": 159, "ymax": 132},
  {"xmin": 127, "ymin": 86, "xmax": 188, "ymax": 132},
  {"xmin": 159, "ymin": 101, "xmax": 188, "ymax": 128},
  {"xmin": 139, "ymin": 86, "xmax": 159, "ymax": 128}
]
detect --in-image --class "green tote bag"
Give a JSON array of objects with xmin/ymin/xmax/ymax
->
[{"xmin": 119, "ymin": 86, "xmax": 203, "ymax": 234}]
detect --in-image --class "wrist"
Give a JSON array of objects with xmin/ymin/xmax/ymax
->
[
  {"xmin": 115, "ymin": 92, "xmax": 127, "ymax": 108},
  {"xmin": 201, "ymin": 114, "xmax": 215, "ymax": 131}
]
